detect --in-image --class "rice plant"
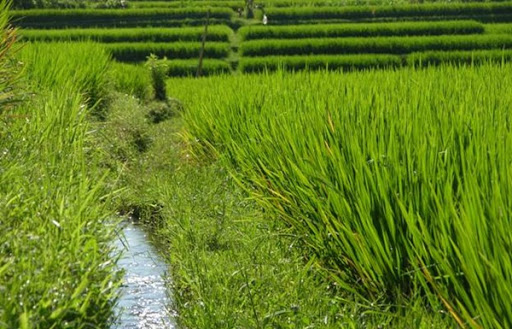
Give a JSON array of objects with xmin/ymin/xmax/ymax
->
[
  {"xmin": 238, "ymin": 20, "xmax": 484, "ymax": 40},
  {"xmin": 20, "ymin": 25, "xmax": 232, "ymax": 43},
  {"xmin": 170, "ymin": 64, "xmax": 512, "ymax": 328},
  {"xmin": 265, "ymin": 2, "xmax": 512, "ymax": 22},
  {"xmin": 240, "ymin": 34, "xmax": 512, "ymax": 57}
]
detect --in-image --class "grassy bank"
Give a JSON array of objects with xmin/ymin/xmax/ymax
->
[{"xmin": 0, "ymin": 39, "xmax": 122, "ymax": 327}]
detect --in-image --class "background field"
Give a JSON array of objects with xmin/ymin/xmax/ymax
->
[{"xmin": 12, "ymin": 0, "xmax": 512, "ymax": 75}]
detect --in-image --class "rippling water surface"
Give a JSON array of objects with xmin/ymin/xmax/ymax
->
[{"xmin": 112, "ymin": 222, "xmax": 175, "ymax": 329}]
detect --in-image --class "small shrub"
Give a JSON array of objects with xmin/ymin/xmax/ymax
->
[{"xmin": 145, "ymin": 54, "xmax": 168, "ymax": 101}]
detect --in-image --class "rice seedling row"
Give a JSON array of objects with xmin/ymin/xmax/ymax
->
[
  {"xmin": 104, "ymin": 42, "xmax": 230, "ymax": 61},
  {"xmin": 261, "ymin": 0, "xmax": 512, "ymax": 7},
  {"xmin": 238, "ymin": 20, "xmax": 484, "ymax": 40},
  {"xmin": 11, "ymin": 7, "xmax": 233, "ymax": 28},
  {"xmin": 238, "ymin": 49, "xmax": 512, "ymax": 72},
  {"xmin": 20, "ymin": 25, "xmax": 232, "ymax": 42},
  {"xmin": 239, "ymin": 53, "xmax": 401, "ymax": 72},
  {"xmin": 130, "ymin": 0, "xmax": 244, "ymax": 9},
  {"xmin": 264, "ymin": 2, "xmax": 512, "ymax": 22},
  {"xmin": 162, "ymin": 58, "xmax": 231, "ymax": 76},
  {"xmin": 407, "ymin": 48, "xmax": 512, "ymax": 65},
  {"xmin": 240, "ymin": 34, "xmax": 512, "ymax": 56},
  {"xmin": 485, "ymin": 22, "xmax": 512, "ymax": 34}
]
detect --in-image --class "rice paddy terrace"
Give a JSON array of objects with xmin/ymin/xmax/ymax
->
[
  {"xmin": 12, "ymin": 0, "xmax": 512, "ymax": 76},
  {"xmin": 4, "ymin": 1, "xmax": 512, "ymax": 328}
]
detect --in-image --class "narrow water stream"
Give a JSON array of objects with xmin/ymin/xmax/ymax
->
[{"xmin": 112, "ymin": 222, "xmax": 176, "ymax": 329}]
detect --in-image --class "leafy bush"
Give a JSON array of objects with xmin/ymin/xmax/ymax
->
[{"xmin": 146, "ymin": 54, "xmax": 168, "ymax": 101}]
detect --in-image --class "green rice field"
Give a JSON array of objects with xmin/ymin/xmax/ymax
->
[{"xmin": 2, "ymin": 0, "xmax": 512, "ymax": 327}]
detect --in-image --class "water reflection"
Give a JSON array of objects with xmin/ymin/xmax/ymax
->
[{"xmin": 113, "ymin": 222, "xmax": 175, "ymax": 329}]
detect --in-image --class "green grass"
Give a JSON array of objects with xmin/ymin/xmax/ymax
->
[
  {"xmin": 1, "ymin": 41, "xmax": 121, "ymax": 328},
  {"xmin": 169, "ymin": 64, "xmax": 512, "ymax": 328}
]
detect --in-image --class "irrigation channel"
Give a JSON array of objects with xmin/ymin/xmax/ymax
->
[{"xmin": 112, "ymin": 221, "xmax": 176, "ymax": 329}]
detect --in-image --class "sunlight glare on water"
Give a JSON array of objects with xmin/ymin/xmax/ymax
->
[{"xmin": 113, "ymin": 222, "xmax": 175, "ymax": 329}]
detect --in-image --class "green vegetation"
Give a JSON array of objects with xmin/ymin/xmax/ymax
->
[
  {"xmin": 104, "ymin": 41, "xmax": 230, "ymax": 61},
  {"xmin": 1, "ymin": 40, "xmax": 121, "ymax": 328},
  {"xmin": 240, "ymin": 34, "xmax": 512, "ymax": 56},
  {"xmin": 109, "ymin": 62, "xmax": 153, "ymax": 101},
  {"xmin": 408, "ymin": 49, "xmax": 512, "ymax": 65},
  {"xmin": 171, "ymin": 64, "xmax": 512, "ymax": 329},
  {"xmin": 11, "ymin": 0, "xmax": 126, "ymax": 9},
  {"xmin": 146, "ymin": 54, "xmax": 168, "ymax": 101},
  {"xmin": 130, "ymin": 0, "xmax": 244, "ymax": 9},
  {"xmin": 110, "ymin": 58, "xmax": 232, "ymax": 78},
  {"xmin": 101, "ymin": 76, "xmax": 451, "ymax": 329},
  {"xmin": 260, "ymin": 0, "xmax": 512, "ymax": 7},
  {"xmin": 485, "ymin": 22, "xmax": 512, "ymax": 34},
  {"xmin": 239, "ymin": 53, "xmax": 400, "ymax": 72},
  {"xmin": 20, "ymin": 25, "xmax": 232, "ymax": 42},
  {"xmin": 0, "ymin": 0, "xmax": 19, "ymax": 110},
  {"xmin": 239, "ymin": 20, "xmax": 485, "ymax": 40},
  {"xmin": 4, "ymin": 0, "xmax": 512, "ymax": 327},
  {"xmin": 264, "ymin": 2, "xmax": 512, "ymax": 22},
  {"xmin": 11, "ymin": 8, "xmax": 232, "ymax": 28},
  {"xmin": 163, "ymin": 58, "xmax": 231, "ymax": 76}
]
